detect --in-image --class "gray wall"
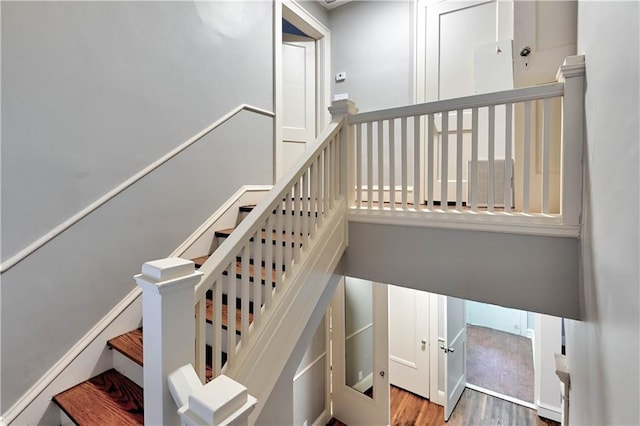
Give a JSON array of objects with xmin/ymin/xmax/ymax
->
[
  {"xmin": 297, "ymin": 0, "xmax": 330, "ymax": 29},
  {"xmin": 566, "ymin": 2, "xmax": 640, "ymax": 424},
  {"xmin": 330, "ymin": 1, "xmax": 414, "ymax": 112},
  {"xmin": 345, "ymin": 222, "xmax": 581, "ymax": 319},
  {"xmin": 1, "ymin": 1, "xmax": 273, "ymax": 410}
]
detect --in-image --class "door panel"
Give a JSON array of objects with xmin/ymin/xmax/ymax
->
[
  {"xmin": 389, "ymin": 285, "xmax": 429, "ymax": 398},
  {"xmin": 444, "ymin": 296, "xmax": 466, "ymax": 421},
  {"xmin": 332, "ymin": 278, "xmax": 389, "ymax": 426},
  {"xmin": 282, "ymin": 34, "xmax": 315, "ymax": 174}
]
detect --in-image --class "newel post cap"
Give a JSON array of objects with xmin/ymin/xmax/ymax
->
[
  {"xmin": 329, "ymin": 99, "xmax": 358, "ymax": 118},
  {"xmin": 556, "ymin": 54, "xmax": 585, "ymax": 81},
  {"xmin": 135, "ymin": 257, "xmax": 203, "ymax": 294}
]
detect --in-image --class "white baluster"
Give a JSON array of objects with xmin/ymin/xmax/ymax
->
[
  {"xmin": 504, "ymin": 103, "xmax": 513, "ymax": 212},
  {"xmin": 523, "ymin": 100, "xmax": 532, "ymax": 213},
  {"xmin": 378, "ymin": 120, "xmax": 384, "ymax": 209},
  {"xmin": 356, "ymin": 124, "xmax": 363, "ymax": 207},
  {"xmin": 488, "ymin": 105, "xmax": 496, "ymax": 212},
  {"xmin": 367, "ymin": 122, "xmax": 373, "ymax": 210},
  {"xmin": 263, "ymin": 216, "xmax": 273, "ymax": 308},
  {"xmin": 414, "ymin": 116, "xmax": 422, "ymax": 209},
  {"xmin": 441, "ymin": 112, "xmax": 449, "ymax": 209},
  {"xmin": 226, "ymin": 262, "xmax": 237, "ymax": 365},
  {"xmin": 542, "ymin": 97, "xmax": 551, "ymax": 214},
  {"xmin": 470, "ymin": 108, "xmax": 479, "ymax": 211},
  {"xmin": 401, "ymin": 117, "xmax": 408, "ymax": 210},
  {"xmin": 427, "ymin": 113, "xmax": 434, "ymax": 210},
  {"xmin": 456, "ymin": 109, "xmax": 463, "ymax": 210},
  {"xmin": 389, "ymin": 119, "xmax": 396, "ymax": 209},
  {"xmin": 213, "ymin": 276, "xmax": 223, "ymax": 376}
]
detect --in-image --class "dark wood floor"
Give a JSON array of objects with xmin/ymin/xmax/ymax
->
[{"xmin": 329, "ymin": 386, "xmax": 560, "ymax": 426}]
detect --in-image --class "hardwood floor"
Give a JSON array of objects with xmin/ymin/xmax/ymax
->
[{"xmin": 329, "ymin": 386, "xmax": 560, "ymax": 426}]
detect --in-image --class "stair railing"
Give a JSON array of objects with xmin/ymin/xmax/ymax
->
[
  {"xmin": 0, "ymin": 104, "xmax": 274, "ymax": 274},
  {"xmin": 347, "ymin": 55, "xmax": 585, "ymax": 234},
  {"xmin": 192, "ymin": 101, "xmax": 353, "ymax": 382}
]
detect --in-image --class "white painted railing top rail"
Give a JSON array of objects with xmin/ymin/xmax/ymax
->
[
  {"xmin": 346, "ymin": 55, "xmax": 585, "ymax": 237},
  {"xmin": 0, "ymin": 104, "xmax": 275, "ymax": 274},
  {"xmin": 193, "ymin": 115, "xmax": 346, "ymax": 380}
]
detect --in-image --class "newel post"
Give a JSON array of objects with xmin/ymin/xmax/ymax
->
[
  {"xmin": 557, "ymin": 55, "xmax": 585, "ymax": 227},
  {"xmin": 135, "ymin": 258, "xmax": 203, "ymax": 426},
  {"xmin": 329, "ymin": 99, "xmax": 358, "ymax": 204}
]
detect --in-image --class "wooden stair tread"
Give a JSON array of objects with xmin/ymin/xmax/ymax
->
[
  {"xmin": 107, "ymin": 329, "xmax": 221, "ymax": 382},
  {"xmin": 192, "ymin": 255, "xmax": 210, "ymax": 268},
  {"xmin": 206, "ymin": 298, "xmax": 254, "ymax": 333},
  {"xmin": 53, "ymin": 369, "xmax": 143, "ymax": 426},
  {"xmin": 108, "ymin": 328, "xmax": 143, "ymax": 366}
]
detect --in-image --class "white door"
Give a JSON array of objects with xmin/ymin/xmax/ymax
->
[
  {"xmin": 332, "ymin": 277, "xmax": 389, "ymax": 426},
  {"xmin": 388, "ymin": 285, "xmax": 429, "ymax": 398},
  {"xmin": 444, "ymin": 296, "xmax": 467, "ymax": 421},
  {"xmin": 282, "ymin": 34, "xmax": 316, "ymax": 175},
  {"xmin": 419, "ymin": 0, "xmax": 512, "ymax": 205}
]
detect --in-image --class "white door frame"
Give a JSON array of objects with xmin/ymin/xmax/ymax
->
[{"xmin": 274, "ymin": 0, "xmax": 331, "ymax": 181}]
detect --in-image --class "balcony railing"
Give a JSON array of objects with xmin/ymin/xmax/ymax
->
[{"xmin": 345, "ymin": 55, "xmax": 585, "ymax": 236}]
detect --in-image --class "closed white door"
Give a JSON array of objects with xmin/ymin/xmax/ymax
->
[
  {"xmin": 282, "ymin": 34, "xmax": 315, "ymax": 175},
  {"xmin": 389, "ymin": 285, "xmax": 429, "ymax": 398},
  {"xmin": 332, "ymin": 277, "xmax": 389, "ymax": 426},
  {"xmin": 420, "ymin": 0, "xmax": 512, "ymax": 205},
  {"xmin": 444, "ymin": 296, "xmax": 467, "ymax": 421}
]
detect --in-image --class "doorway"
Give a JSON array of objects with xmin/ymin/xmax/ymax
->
[
  {"xmin": 276, "ymin": 2, "xmax": 330, "ymax": 180},
  {"xmin": 465, "ymin": 300, "xmax": 536, "ymax": 407}
]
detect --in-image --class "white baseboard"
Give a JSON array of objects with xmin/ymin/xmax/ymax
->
[
  {"xmin": 537, "ymin": 401, "xmax": 562, "ymax": 423},
  {"xmin": 311, "ymin": 410, "xmax": 332, "ymax": 426},
  {"xmin": 466, "ymin": 383, "xmax": 536, "ymax": 409},
  {"xmin": 2, "ymin": 291, "xmax": 142, "ymax": 425}
]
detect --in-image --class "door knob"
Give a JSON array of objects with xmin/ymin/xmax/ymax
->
[
  {"xmin": 440, "ymin": 344, "xmax": 455, "ymax": 353},
  {"xmin": 379, "ymin": 370, "xmax": 385, "ymax": 378},
  {"xmin": 421, "ymin": 339, "xmax": 427, "ymax": 345}
]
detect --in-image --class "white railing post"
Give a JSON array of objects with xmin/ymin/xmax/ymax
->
[
  {"xmin": 557, "ymin": 55, "xmax": 586, "ymax": 226},
  {"xmin": 135, "ymin": 257, "xmax": 203, "ymax": 426},
  {"xmin": 329, "ymin": 99, "xmax": 358, "ymax": 204}
]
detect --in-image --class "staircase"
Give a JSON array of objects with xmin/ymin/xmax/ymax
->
[
  {"xmin": 26, "ymin": 58, "xmax": 586, "ymax": 425},
  {"xmin": 51, "ymin": 201, "xmax": 292, "ymax": 424}
]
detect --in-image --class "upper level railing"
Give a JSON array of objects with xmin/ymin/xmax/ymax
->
[{"xmin": 346, "ymin": 55, "xmax": 585, "ymax": 236}]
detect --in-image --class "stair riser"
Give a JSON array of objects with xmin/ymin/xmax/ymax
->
[{"xmin": 112, "ymin": 350, "xmax": 144, "ymax": 388}]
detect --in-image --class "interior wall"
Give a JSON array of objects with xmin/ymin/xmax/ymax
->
[
  {"xmin": 345, "ymin": 222, "xmax": 581, "ymax": 320},
  {"xmin": 566, "ymin": 2, "xmax": 640, "ymax": 425},
  {"xmin": 329, "ymin": 0, "xmax": 414, "ymax": 112},
  {"xmin": 1, "ymin": 1, "xmax": 273, "ymax": 411},
  {"xmin": 466, "ymin": 301, "xmax": 529, "ymax": 337},
  {"xmin": 293, "ymin": 316, "xmax": 327, "ymax": 426}
]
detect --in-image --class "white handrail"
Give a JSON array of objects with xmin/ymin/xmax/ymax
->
[
  {"xmin": 0, "ymin": 104, "xmax": 275, "ymax": 274},
  {"xmin": 350, "ymin": 82, "xmax": 564, "ymax": 124},
  {"xmin": 194, "ymin": 118, "xmax": 344, "ymax": 302}
]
